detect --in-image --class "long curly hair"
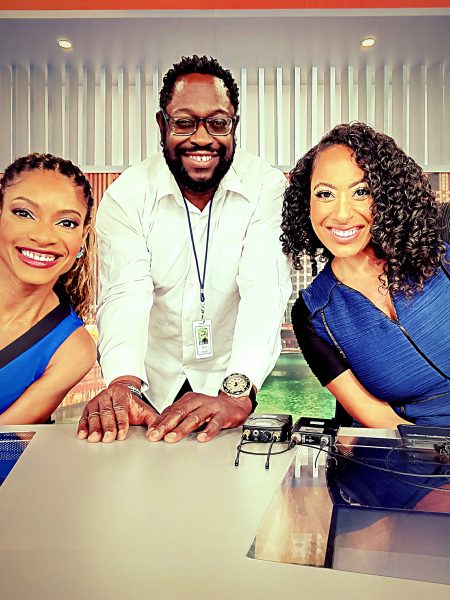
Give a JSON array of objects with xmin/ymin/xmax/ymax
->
[
  {"xmin": 0, "ymin": 153, "xmax": 96, "ymax": 320},
  {"xmin": 281, "ymin": 122, "xmax": 445, "ymax": 296},
  {"xmin": 159, "ymin": 55, "xmax": 239, "ymax": 114}
]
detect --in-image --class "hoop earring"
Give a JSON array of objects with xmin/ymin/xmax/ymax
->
[{"xmin": 76, "ymin": 248, "xmax": 84, "ymax": 259}]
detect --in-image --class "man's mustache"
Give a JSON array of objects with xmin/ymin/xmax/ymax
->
[{"xmin": 176, "ymin": 146, "xmax": 224, "ymax": 158}]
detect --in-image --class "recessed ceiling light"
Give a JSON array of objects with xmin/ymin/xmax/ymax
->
[
  {"xmin": 361, "ymin": 37, "xmax": 376, "ymax": 48},
  {"xmin": 57, "ymin": 39, "xmax": 73, "ymax": 50}
]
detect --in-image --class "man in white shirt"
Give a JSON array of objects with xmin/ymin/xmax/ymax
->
[{"xmin": 77, "ymin": 55, "xmax": 291, "ymax": 444}]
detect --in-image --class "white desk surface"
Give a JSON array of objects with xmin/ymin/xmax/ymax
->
[{"xmin": 0, "ymin": 424, "xmax": 447, "ymax": 600}]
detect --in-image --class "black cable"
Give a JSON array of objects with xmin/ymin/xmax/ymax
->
[
  {"xmin": 236, "ymin": 434, "xmax": 450, "ymax": 493},
  {"xmin": 265, "ymin": 437, "xmax": 277, "ymax": 470},
  {"xmin": 327, "ymin": 443, "xmax": 450, "ymax": 478},
  {"xmin": 383, "ymin": 442, "xmax": 450, "ymax": 493},
  {"xmin": 309, "ymin": 441, "xmax": 450, "ymax": 494},
  {"xmin": 237, "ymin": 440, "xmax": 294, "ymax": 459},
  {"xmin": 313, "ymin": 437, "xmax": 330, "ymax": 468},
  {"xmin": 234, "ymin": 431, "xmax": 247, "ymax": 467}
]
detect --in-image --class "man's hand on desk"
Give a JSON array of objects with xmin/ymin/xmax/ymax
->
[
  {"xmin": 77, "ymin": 379, "xmax": 158, "ymax": 443},
  {"xmin": 146, "ymin": 391, "xmax": 252, "ymax": 443}
]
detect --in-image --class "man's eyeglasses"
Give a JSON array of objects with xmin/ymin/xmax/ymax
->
[{"xmin": 162, "ymin": 112, "xmax": 236, "ymax": 136}]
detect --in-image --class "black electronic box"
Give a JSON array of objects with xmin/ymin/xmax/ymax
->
[
  {"xmin": 242, "ymin": 413, "xmax": 292, "ymax": 443},
  {"xmin": 291, "ymin": 416, "xmax": 339, "ymax": 446}
]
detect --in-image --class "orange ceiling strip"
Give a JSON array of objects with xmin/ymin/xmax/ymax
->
[{"xmin": 4, "ymin": 1, "xmax": 450, "ymax": 11}]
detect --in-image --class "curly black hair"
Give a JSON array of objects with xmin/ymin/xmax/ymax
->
[
  {"xmin": 281, "ymin": 122, "xmax": 445, "ymax": 296},
  {"xmin": 159, "ymin": 55, "xmax": 239, "ymax": 114},
  {"xmin": 0, "ymin": 153, "xmax": 96, "ymax": 320}
]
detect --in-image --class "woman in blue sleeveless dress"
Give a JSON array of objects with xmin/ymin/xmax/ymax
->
[
  {"xmin": 0, "ymin": 154, "xmax": 97, "ymax": 423},
  {"xmin": 281, "ymin": 122, "xmax": 450, "ymax": 427}
]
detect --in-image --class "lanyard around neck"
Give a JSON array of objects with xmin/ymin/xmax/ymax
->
[{"xmin": 183, "ymin": 197, "xmax": 214, "ymax": 321}]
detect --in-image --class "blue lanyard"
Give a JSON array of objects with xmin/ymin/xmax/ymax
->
[{"xmin": 183, "ymin": 197, "xmax": 214, "ymax": 321}]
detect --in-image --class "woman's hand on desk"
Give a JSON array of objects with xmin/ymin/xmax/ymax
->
[{"xmin": 77, "ymin": 379, "xmax": 158, "ymax": 443}]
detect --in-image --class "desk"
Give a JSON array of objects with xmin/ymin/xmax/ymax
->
[{"xmin": 0, "ymin": 425, "xmax": 448, "ymax": 599}]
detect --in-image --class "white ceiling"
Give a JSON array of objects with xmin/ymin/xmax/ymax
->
[{"xmin": 0, "ymin": 10, "xmax": 449, "ymax": 83}]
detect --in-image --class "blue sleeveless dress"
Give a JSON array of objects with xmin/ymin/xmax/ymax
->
[
  {"xmin": 302, "ymin": 244, "xmax": 450, "ymax": 425},
  {"xmin": 0, "ymin": 302, "xmax": 83, "ymax": 414}
]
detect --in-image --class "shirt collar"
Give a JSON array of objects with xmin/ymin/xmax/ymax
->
[
  {"xmin": 215, "ymin": 156, "xmax": 249, "ymax": 201},
  {"xmin": 155, "ymin": 149, "xmax": 250, "ymax": 206},
  {"xmin": 155, "ymin": 157, "xmax": 185, "ymax": 206}
]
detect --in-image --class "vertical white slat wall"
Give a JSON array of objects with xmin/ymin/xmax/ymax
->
[
  {"xmin": 1, "ymin": 62, "xmax": 449, "ymax": 171},
  {"xmin": 328, "ymin": 66, "xmax": 338, "ymax": 132},
  {"xmin": 310, "ymin": 66, "xmax": 319, "ymax": 148},
  {"xmin": 392, "ymin": 64, "xmax": 406, "ymax": 152},
  {"xmin": 444, "ymin": 65, "xmax": 450, "ymax": 165},
  {"xmin": 0, "ymin": 67, "xmax": 12, "ymax": 168},
  {"xmin": 12, "ymin": 66, "xmax": 29, "ymax": 160},
  {"xmin": 275, "ymin": 66, "xmax": 284, "ymax": 166},
  {"xmin": 65, "ymin": 65, "xmax": 79, "ymax": 163},
  {"xmin": 257, "ymin": 66, "xmax": 266, "ymax": 161},
  {"xmin": 129, "ymin": 66, "xmax": 146, "ymax": 165},
  {"xmin": 239, "ymin": 67, "xmax": 247, "ymax": 151},
  {"xmin": 150, "ymin": 66, "xmax": 159, "ymax": 156},
  {"xmin": 48, "ymin": 64, "xmax": 63, "ymax": 159},
  {"xmin": 409, "ymin": 65, "xmax": 427, "ymax": 166},
  {"xmin": 427, "ymin": 64, "xmax": 444, "ymax": 167},
  {"xmin": 82, "ymin": 66, "xmax": 96, "ymax": 166},
  {"xmin": 348, "ymin": 66, "xmax": 358, "ymax": 124},
  {"xmin": 292, "ymin": 67, "xmax": 300, "ymax": 160},
  {"xmin": 30, "ymin": 65, "xmax": 46, "ymax": 155}
]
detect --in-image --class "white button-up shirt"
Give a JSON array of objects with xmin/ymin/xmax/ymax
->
[{"xmin": 96, "ymin": 149, "xmax": 292, "ymax": 412}]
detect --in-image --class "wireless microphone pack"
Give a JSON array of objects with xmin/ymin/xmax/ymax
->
[
  {"xmin": 242, "ymin": 413, "xmax": 293, "ymax": 443},
  {"xmin": 235, "ymin": 413, "xmax": 294, "ymax": 469},
  {"xmin": 291, "ymin": 416, "xmax": 339, "ymax": 447}
]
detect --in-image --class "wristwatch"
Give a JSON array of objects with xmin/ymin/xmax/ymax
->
[{"xmin": 220, "ymin": 373, "xmax": 258, "ymax": 413}]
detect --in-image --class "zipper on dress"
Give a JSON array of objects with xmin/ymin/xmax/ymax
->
[
  {"xmin": 323, "ymin": 282, "xmax": 449, "ymax": 381},
  {"xmin": 320, "ymin": 310, "xmax": 347, "ymax": 361},
  {"xmin": 394, "ymin": 321, "xmax": 449, "ymax": 380}
]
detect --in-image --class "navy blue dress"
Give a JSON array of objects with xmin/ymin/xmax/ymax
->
[
  {"xmin": 293, "ymin": 244, "xmax": 450, "ymax": 425},
  {"xmin": 0, "ymin": 302, "xmax": 83, "ymax": 414}
]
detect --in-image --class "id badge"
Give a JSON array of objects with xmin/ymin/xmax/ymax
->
[{"xmin": 193, "ymin": 320, "xmax": 213, "ymax": 359}]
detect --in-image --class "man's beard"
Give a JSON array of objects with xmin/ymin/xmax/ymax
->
[{"xmin": 163, "ymin": 141, "xmax": 236, "ymax": 194}]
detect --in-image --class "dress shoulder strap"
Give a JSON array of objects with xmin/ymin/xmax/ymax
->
[{"xmin": 0, "ymin": 303, "xmax": 71, "ymax": 369}]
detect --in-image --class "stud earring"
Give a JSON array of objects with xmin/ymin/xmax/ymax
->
[{"xmin": 76, "ymin": 248, "xmax": 84, "ymax": 259}]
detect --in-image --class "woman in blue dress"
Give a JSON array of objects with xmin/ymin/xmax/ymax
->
[
  {"xmin": 281, "ymin": 122, "xmax": 450, "ymax": 427},
  {"xmin": 0, "ymin": 153, "xmax": 97, "ymax": 423}
]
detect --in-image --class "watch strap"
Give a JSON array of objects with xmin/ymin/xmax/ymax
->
[{"xmin": 247, "ymin": 386, "xmax": 258, "ymax": 413}]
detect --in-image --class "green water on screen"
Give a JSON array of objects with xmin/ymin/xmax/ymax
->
[{"xmin": 256, "ymin": 354, "xmax": 335, "ymax": 421}]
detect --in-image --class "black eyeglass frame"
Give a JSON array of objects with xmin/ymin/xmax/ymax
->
[{"xmin": 162, "ymin": 111, "xmax": 237, "ymax": 137}]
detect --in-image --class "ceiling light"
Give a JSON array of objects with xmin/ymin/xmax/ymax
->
[
  {"xmin": 361, "ymin": 37, "xmax": 376, "ymax": 48},
  {"xmin": 57, "ymin": 39, "xmax": 73, "ymax": 50}
]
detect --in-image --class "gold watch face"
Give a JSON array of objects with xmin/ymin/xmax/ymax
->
[{"xmin": 222, "ymin": 373, "xmax": 251, "ymax": 397}]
